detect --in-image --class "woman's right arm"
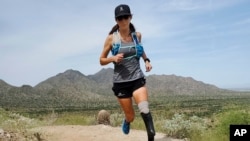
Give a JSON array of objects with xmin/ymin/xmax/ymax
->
[
  {"xmin": 100, "ymin": 35, "xmax": 114, "ymax": 65},
  {"xmin": 100, "ymin": 35, "xmax": 124, "ymax": 65}
]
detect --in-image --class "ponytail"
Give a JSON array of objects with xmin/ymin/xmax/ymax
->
[
  {"xmin": 129, "ymin": 23, "xmax": 136, "ymax": 33},
  {"xmin": 108, "ymin": 23, "xmax": 136, "ymax": 35},
  {"xmin": 109, "ymin": 24, "xmax": 119, "ymax": 35}
]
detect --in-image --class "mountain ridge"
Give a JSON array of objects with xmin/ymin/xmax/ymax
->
[{"xmin": 0, "ymin": 68, "xmax": 234, "ymax": 109}]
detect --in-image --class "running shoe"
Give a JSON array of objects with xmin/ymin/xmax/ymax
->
[{"xmin": 122, "ymin": 119, "xmax": 130, "ymax": 134}]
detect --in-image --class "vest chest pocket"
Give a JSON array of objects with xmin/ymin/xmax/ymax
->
[{"xmin": 119, "ymin": 46, "xmax": 136, "ymax": 59}]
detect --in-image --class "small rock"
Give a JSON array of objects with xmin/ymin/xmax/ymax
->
[{"xmin": 97, "ymin": 110, "xmax": 110, "ymax": 125}]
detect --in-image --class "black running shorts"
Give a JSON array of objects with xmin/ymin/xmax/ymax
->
[{"xmin": 112, "ymin": 77, "xmax": 146, "ymax": 98}]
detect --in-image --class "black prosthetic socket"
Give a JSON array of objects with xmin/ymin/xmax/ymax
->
[{"xmin": 141, "ymin": 112, "xmax": 155, "ymax": 141}]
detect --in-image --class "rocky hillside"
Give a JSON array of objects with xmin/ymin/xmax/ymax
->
[
  {"xmin": 146, "ymin": 74, "xmax": 221, "ymax": 95},
  {"xmin": 0, "ymin": 68, "xmax": 229, "ymax": 109}
]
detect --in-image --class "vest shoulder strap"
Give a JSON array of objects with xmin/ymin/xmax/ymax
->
[
  {"xmin": 112, "ymin": 31, "xmax": 121, "ymax": 45},
  {"xmin": 131, "ymin": 32, "xmax": 140, "ymax": 46}
]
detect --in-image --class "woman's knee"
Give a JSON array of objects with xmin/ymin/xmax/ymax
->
[{"xmin": 138, "ymin": 101, "xmax": 149, "ymax": 114}]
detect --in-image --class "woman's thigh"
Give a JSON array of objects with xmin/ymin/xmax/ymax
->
[
  {"xmin": 117, "ymin": 98, "xmax": 135, "ymax": 116},
  {"xmin": 132, "ymin": 86, "xmax": 148, "ymax": 104}
]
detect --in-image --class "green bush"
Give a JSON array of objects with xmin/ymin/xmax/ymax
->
[
  {"xmin": 214, "ymin": 110, "xmax": 250, "ymax": 136},
  {"xmin": 198, "ymin": 110, "xmax": 250, "ymax": 141}
]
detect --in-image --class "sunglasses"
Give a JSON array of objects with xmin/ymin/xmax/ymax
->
[{"xmin": 116, "ymin": 15, "xmax": 130, "ymax": 21}]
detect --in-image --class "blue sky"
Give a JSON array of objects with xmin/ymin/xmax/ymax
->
[{"xmin": 0, "ymin": 0, "xmax": 249, "ymax": 88}]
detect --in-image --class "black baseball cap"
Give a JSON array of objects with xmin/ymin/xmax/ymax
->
[{"xmin": 115, "ymin": 4, "xmax": 132, "ymax": 18}]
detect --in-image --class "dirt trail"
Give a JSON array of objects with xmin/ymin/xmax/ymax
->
[{"xmin": 33, "ymin": 125, "xmax": 184, "ymax": 141}]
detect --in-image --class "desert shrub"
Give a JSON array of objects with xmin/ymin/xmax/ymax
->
[
  {"xmin": 0, "ymin": 109, "xmax": 46, "ymax": 141},
  {"xmin": 1, "ymin": 113, "xmax": 41, "ymax": 132},
  {"xmin": 162, "ymin": 113, "xmax": 207, "ymax": 138},
  {"xmin": 0, "ymin": 108, "xmax": 8, "ymax": 124},
  {"xmin": 109, "ymin": 113, "xmax": 123, "ymax": 127}
]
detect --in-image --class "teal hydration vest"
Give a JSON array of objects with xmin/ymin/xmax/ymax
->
[{"xmin": 111, "ymin": 31, "xmax": 144, "ymax": 59}]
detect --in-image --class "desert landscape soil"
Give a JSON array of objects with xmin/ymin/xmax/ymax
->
[{"xmin": 33, "ymin": 125, "xmax": 185, "ymax": 141}]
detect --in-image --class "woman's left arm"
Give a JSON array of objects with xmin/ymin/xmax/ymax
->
[{"xmin": 137, "ymin": 32, "xmax": 152, "ymax": 72}]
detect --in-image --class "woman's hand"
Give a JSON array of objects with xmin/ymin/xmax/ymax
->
[
  {"xmin": 145, "ymin": 61, "xmax": 152, "ymax": 72},
  {"xmin": 113, "ymin": 53, "xmax": 124, "ymax": 63}
]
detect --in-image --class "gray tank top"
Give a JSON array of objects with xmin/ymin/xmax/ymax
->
[{"xmin": 113, "ymin": 41, "xmax": 145, "ymax": 83}]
